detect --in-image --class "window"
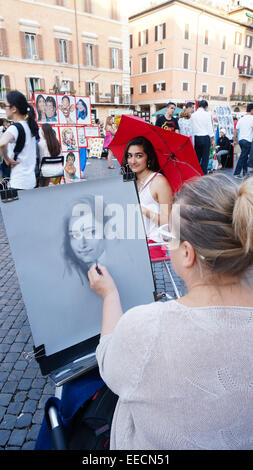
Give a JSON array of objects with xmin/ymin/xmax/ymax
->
[
  {"xmin": 243, "ymin": 55, "xmax": 251, "ymax": 70},
  {"xmin": 219, "ymin": 86, "xmax": 224, "ymax": 95},
  {"xmin": 232, "ymin": 82, "xmax": 236, "ymax": 95},
  {"xmin": 204, "ymin": 30, "xmax": 209, "ymax": 45},
  {"xmin": 28, "ymin": 77, "xmax": 41, "ymax": 93},
  {"xmin": 242, "ymin": 83, "xmax": 246, "ymax": 96},
  {"xmin": 129, "ymin": 34, "xmax": 133, "ymax": 49},
  {"xmin": 153, "ymin": 82, "xmax": 166, "ymax": 92},
  {"xmin": 59, "ymin": 39, "xmax": 68, "ymax": 63},
  {"xmin": 111, "ymin": 0, "xmax": 119, "ymax": 20},
  {"xmin": 203, "ymin": 57, "xmax": 208, "ymax": 73},
  {"xmin": 130, "ymin": 87, "xmax": 134, "ymax": 95},
  {"xmin": 182, "ymin": 82, "xmax": 189, "ymax": 92},
  {"xmin": 222, "ymin": 35, "xmax": 226, "ymax": 50},
  {"xmin": 184, "ymin": 24, "xmax": 189, "ymax": 40},
  {"xmin": 201, "ymin": 84, "xmax": 208, "ymax": 93},
  {"xmin": 60, "ymin": 80, "xmax": 70, "ymax": 93},
  {"xmin": 84, "ymin": 0, "xmax": 92, "ymax": 13},
  {"xmin": 86, "ymin": 44, "xmax": 94, "ymax": 66},
  {"xmin": 220, "ymin": 61, "xmax": 225, "ymax": 76},
  {"xmin": 183, "ymin": 52, "xmax": 189, "ymax": 69},
  {"xmin": 233, "ymin": 53, "xmax": 240, "ymax": 68},
  {"xmin": 246, "ymin": 35, "xmax": 253, "ymax": 48},
  {"xmin": 140, "ymin": 84, "xmax": 147, "ymax": 94},
  {"xmin": 235, "ymin": 31, "xmax": 242, "ymax": 45},
  {"xmin": 157, "ymin": 52, "xmax": 164, "ymax": 70},
  {"xmin": 129, "ymin": 60, "xmax": 132, "ymax": 75},
  {"xmin": 139, "ymin": 30, "xmax": 148, "ymax": 46},
  {"xmin": 87, "ymin": 81, "xmax": 96, "ymax": 103},
  {"xmin": 113, "ymin": 84, "xmax": 120, "ymax": 104},
  {"xmin": 155, "ymin": 23, "xmax": 166, "ymax": 41},
  {"xmin": 140, "ymin": 56, "xmax": 147, "ymax": 73},
  {"xmin": 25, "ymin": 33, "xmax": 37, "ymax": 59},
  {"xmin": 111, "ymin": 48, "xmax": 119, "ymax": 69},
  {"xmin": 0, "ymin": 75, "xmax": 6, "ymax": 100}
]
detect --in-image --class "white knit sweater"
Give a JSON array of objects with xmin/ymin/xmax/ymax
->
[{"xmin": 96, "ymin": 299, "xmax": 253, "ymax": 450}]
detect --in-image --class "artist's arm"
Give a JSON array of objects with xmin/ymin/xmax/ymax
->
[
  {"xmin": 0, "ymin": 131, "xmax": 19, "ymax": 167},
  {"xmin": 141, "ymin": 176, "xmax": 172, "ymax": 227},
  {"xmin": 88, "ymin": 264, "xmax": 123, "ymax": 337}
]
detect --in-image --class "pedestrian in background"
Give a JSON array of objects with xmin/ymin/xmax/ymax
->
[
  {"xmin": 178, "ymin": 108, "xmax": 193, "ymax": 139},
  {"xmin": 155, "ymin": 102, "xmax": 179, "ymax": 133},
  {"xmin": 233, "ymin": 103, "xmax": 253, "ymax": 179},
  {"xmin": 0, "ymin": 90, "xmax": 39, "ymax": 190},
  {"xmin": 215, "ymin": 128, "xmax": 231, "ymax": 170},
  {"xmin": 38, "ymin": 123, "xmax": 61, "ymax": 187},
  {"xmin": 191, "ymin": 100, "xmax": 214, "ymax": 175},
  {"xmin": 103, "ymin": 116, "xmax": 117, "ymax": 169}
]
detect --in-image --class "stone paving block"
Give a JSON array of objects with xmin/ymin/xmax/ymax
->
[
  {"xmin": 0, "ymin": 414, "xmax": 16, "ymax": 430},
  {"xmin": 0, "ymin": 406, "xmax": 6, "ymax": 421},
  {"xmin": 22, "ymin": 400, "xmax": 37, "ymax": 414},
  {"xmin": 7, "ymin": 401, "xmax": 23, "ymax": 416},
  {"xmin": 22, "ymin": 440, "xmax": 36, "ymax": 450},
  {"xmin": 2, "ymin": 382, "xmax": 18, "ymax": 394},
  {"xmin": 27, "ymin": 424, "xmax": 40, "ymax": 441},
  {"xmin": 0, "ymin": 394, "xmax": 12, "ymax": 406},
  {"xmin": 18, "ymin": 378, "xmax": 33, "ymax": 391},
  {"xmin": 15, "ymin": 412, "xmax": 32, "ymax": 429},
  {"xmin": 8, "ymin": 429, "xmax": 27, "ymax": 447},
  {"xmin": 0, "ymin": 430, "xmax": 11, "ymax": 447}
]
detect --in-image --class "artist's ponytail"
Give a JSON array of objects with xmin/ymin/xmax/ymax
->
[
  {"xmin": 6, "ymin": 90, "xmax": 39, "ymax": 140},
  {"xmin": 173, "ymin": 173, "xmax": 253, "ymax": 277}
]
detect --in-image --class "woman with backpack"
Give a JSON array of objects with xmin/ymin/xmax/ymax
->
[{"xmin": 0, "ymin": 90, "xmax": 39, "ymax": 190}]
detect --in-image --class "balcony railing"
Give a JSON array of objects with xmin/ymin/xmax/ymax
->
[
  {"xmin": 238, "ymin": 66, "xmax": 253, "ymax": 78},
  {"xmin": 230, "ymin": 94, "xmax": 253, "ymax": 102}
]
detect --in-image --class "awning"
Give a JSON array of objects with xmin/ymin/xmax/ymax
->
[
  {"xmin": 246, "ymin": 13, "xmax": 253, "ymax": 20},
  {"xmin": 152, "ymin": 106, "xmax": 182, "ymax": 117}
]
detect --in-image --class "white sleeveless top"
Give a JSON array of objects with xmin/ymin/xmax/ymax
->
[{"xmin": 139, "ymin": 172, "xmax": 163, "ymax": 242}]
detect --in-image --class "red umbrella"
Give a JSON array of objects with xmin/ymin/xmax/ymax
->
[{"xmin": 109, "ymin": 115, "xmax": 203, "ymax": 194}]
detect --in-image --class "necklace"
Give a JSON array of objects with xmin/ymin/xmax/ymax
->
[{"xmin": 137, "ymin": 171, "xmax": 153, "ymax": 192}]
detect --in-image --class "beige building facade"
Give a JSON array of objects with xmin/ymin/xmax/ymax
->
[
  {"xmin": 0, "ymin": 0, "xmax": 131, "ymax": 122},
  {"xmin": 129, "ymin": 0, "xmax": 253, "ymax": 119}
]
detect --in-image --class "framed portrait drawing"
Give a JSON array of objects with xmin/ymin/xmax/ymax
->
[
  {"xmin": 34, "ymin": 93, "xmax": 59, "ymax": 124},
  {"xmin": 75, "ymin": 96, "xmax": 91, "ymax": 125},
  {"xmin": 63, "ymin": 151, "xmax": 81, "ymax": 182},
  {"xmin": 57, "ymin": 94, "xmax": 76, "ymax": 125},
  {"xmin": 59, "ymin": 126, "xmax": 78, "ymax": 152}
]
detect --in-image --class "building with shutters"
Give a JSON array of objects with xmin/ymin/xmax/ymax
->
[
  {"xmin": 129, "ymin": 0, "xmax": 253, "ymax": 118},
  {"xmin": 0, "ymin": 0, "xmax": 131, "ymax": 122}
]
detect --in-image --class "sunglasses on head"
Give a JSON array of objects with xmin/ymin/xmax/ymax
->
[{"xmin": 158, "ymin": 224, "xmax": 177, "ymax": 242}]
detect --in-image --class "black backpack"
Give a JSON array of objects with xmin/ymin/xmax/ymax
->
[
  {"xmin": 12, "ymin": 122, "xmax": 26, "ymax": 161},
  {"xmin": 68, "ymin": 385, "xmax": 118, "ymax": 450}
]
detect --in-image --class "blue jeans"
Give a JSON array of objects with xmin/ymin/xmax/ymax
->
[
  {"xmin": 248, "ymin": 140, "xmax": 253, "ymax": 168},
  {"xmin": 234, "ymin": 139, "xmax": 251, "ymax": 176}
]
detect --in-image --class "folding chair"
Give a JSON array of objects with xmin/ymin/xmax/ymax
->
[
  {"xmin": 148, "ymin": 241, "xmax": 181, "ymax": 300},
  {"xmin": 39, "ymin": 156, "xmax": 64, "ymax": 186}
]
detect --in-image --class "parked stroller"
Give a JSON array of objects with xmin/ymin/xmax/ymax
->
[{"xmin": 35, "ymin": 367, "xmax": 118, "ymax": 450}]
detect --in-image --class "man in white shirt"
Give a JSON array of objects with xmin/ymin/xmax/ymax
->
[
  {"xmin": 233, "ymin": 103, "xmax": 253, "ymax": 179},
  {"xmin": 191, "ymin": 100, "xmax": 214, "ymax": 174}
]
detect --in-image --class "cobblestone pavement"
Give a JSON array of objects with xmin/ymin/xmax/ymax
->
[{"xmin": 0, "ymin": 157, "xmax": 235, "ymax": 449}]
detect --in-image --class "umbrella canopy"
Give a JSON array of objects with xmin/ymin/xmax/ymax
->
[
  {"xmin": 152, "ymin": 106, "xmax": 182, "ymax": 117},
  {"xmin": 109, "ymin": 115, "xmax": 203, "ymax": 195}
]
